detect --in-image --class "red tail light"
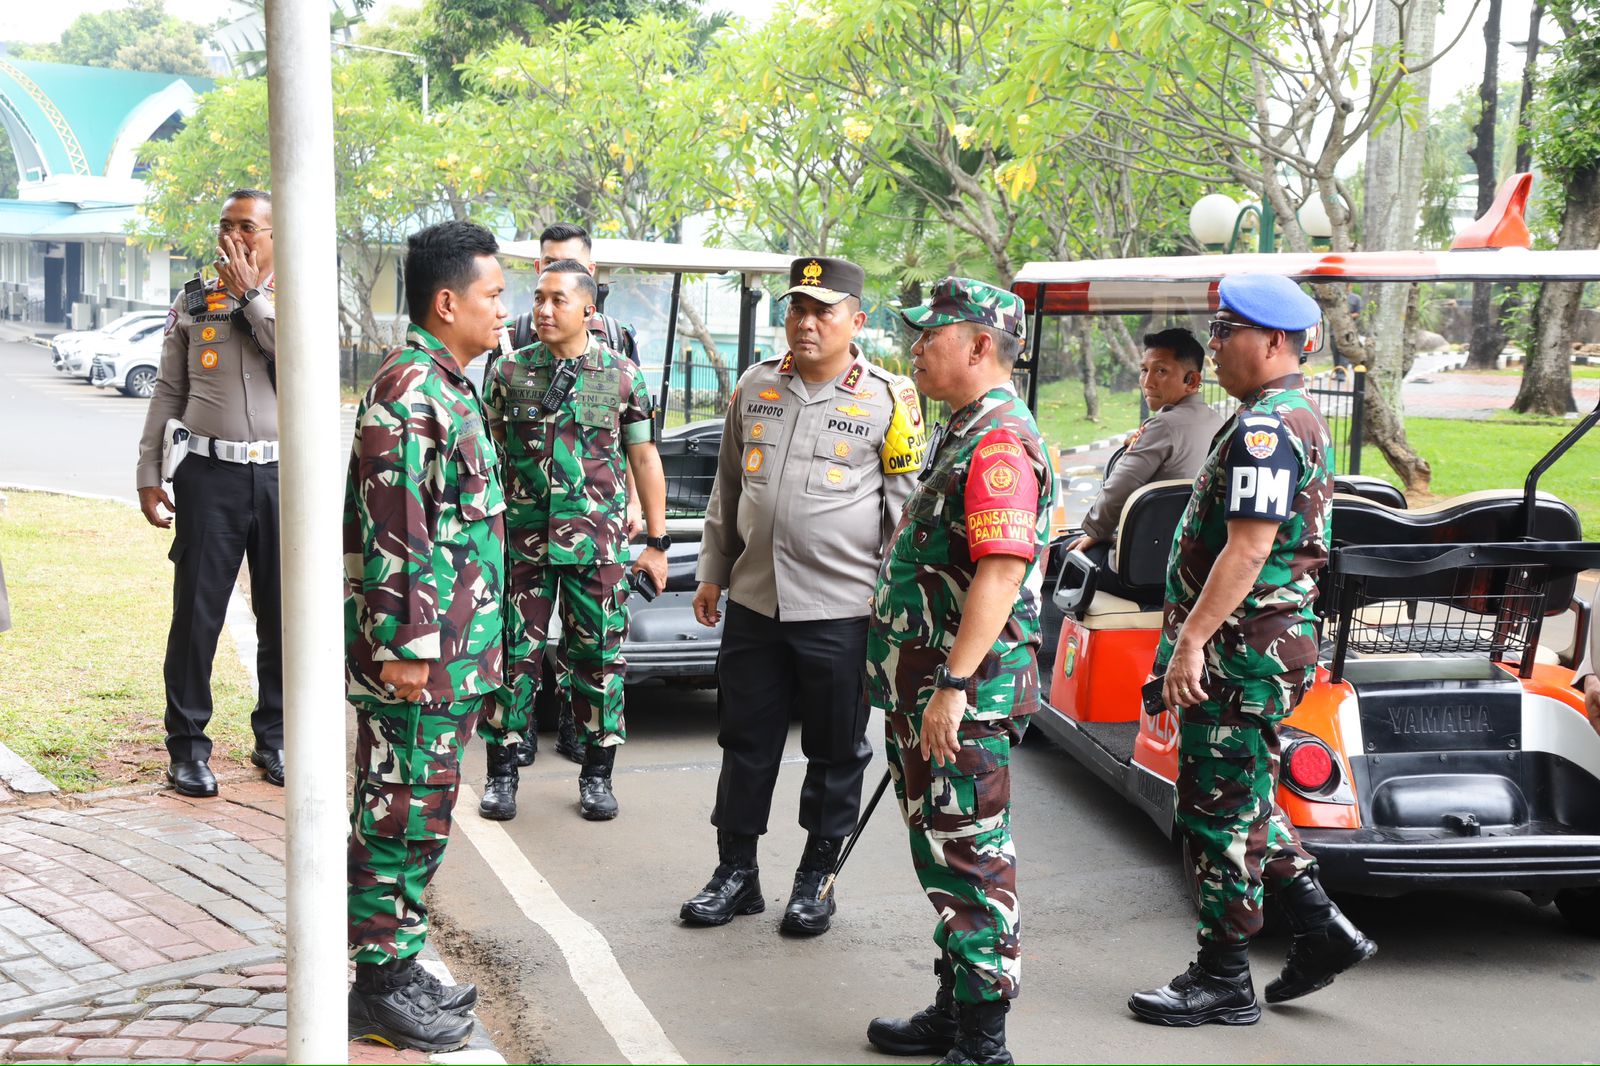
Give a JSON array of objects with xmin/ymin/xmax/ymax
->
[{"xmin": 1285, "ymin": 740, "xmax": 1335, "ymax": 792}]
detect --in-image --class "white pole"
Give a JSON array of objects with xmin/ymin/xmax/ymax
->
[{"xmin": 265, "ymin": 0, "xmax": 348, "ymax": 1061}]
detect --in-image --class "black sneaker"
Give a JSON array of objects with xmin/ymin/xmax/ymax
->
[
  {"xmin": 411, "ymin": 964, "xmax": 478, "ymax": 1012},
  {"xmin": 349, "ymin": 979, "xmax": 474, "ymax": 1052}
]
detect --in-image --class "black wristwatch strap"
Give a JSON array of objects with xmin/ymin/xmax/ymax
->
[
  {"xmin": 933, "ymin": 664, "xmax": 970, "ymax": 690},
  {"xmin": 645, "ymin": 534, "xmax": 671, "ymax": 550}
]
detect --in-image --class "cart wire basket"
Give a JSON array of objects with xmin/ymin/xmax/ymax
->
[{"xmin": 1326, "ymin": 542, "xmax": 1600, "ymax": 682}]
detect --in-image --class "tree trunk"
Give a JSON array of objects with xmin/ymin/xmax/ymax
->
[
  {"xmin": 1514, "ymin": 2, "xmax": 1546, "ymax": 175},
  {"xmin": 1074, "ymin": 321, "xmax": 1100, "ymax": 423},
  {"xmin": 676, "ymin": 298, "xmax": 734, "ymax": 406},
  {"xmin": 1104, "ymin": 316, "xmax": 1143, "ymax": 390},
  {"xmin": 1515, "ymin": 164, "xmax": 1600, "ymax": 415},
  {"xmin": 1360, "ymin": 0, "xmax": 1436, "ymax": 491},
  {"xmin": 1467, "ymin": 0, "xmax": 1504, "ymax": 369}
]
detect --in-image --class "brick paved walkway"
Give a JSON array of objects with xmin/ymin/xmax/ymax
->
[{"xmin": 0, "ymin": 776, "xmax": 496, "ymax": 1064}]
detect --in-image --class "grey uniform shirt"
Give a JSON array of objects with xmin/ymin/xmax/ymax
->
[
  {"xmin": 698, "ymin": 347, "xmax": 925, "ymax": 621},
  {"xmin": 136, "ymin": 279, "xmax": 278, "ymax": 490},
  {"xmin": 1080, "ymin": 391, "xmax": 1222, "ymax": 541}
]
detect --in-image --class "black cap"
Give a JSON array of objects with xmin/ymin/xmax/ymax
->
[{"xmin": 780, "ymin": 256, "xmax": 864, "ymax": 305}]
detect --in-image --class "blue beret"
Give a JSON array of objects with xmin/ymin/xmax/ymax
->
[{"xmin": 1217, "ymin": 274, "xmax": 1321, "ymax": 331}]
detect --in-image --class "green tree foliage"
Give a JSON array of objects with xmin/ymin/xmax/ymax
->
[
  {"xmin": 137, "ymin": 60, "xmax": 460, "ymax": 345},
  {"xmin": 16, "ymin": 0, "xmax": 211, "ymax": 75}
]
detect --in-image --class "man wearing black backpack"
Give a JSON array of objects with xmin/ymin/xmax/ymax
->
[{"xmin": 478, "ymin": 223, "xmax": 646, "ymax": 816}]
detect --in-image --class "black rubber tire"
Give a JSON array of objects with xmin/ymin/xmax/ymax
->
[
  {"xmin": 1555, "ymin": 887, "xmax": 1600, "ymax": 935},
  {"xmin": 123, "ymin": 366, "xmax": 157, "ymax": 399}
]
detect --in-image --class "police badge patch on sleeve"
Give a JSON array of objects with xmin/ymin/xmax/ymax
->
[{"xmin": 1224, "ymin": 414, "xmax": 1300, "ymax": 521}]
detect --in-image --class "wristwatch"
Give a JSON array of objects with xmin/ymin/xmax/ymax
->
[
  {"xmin": 932, "ymin": 664, "xmax": 970, "ymax": 691},
  {"xmin": 645, "ymin": 534, "xmax": 672, "ymax": 551},
  {"xmin": 240, "ymin": 287, "xmax": 262, "ymax": 307}
]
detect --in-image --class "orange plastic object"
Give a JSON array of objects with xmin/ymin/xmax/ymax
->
[
  {"xmin": 1517, "ymin": 661, "xmax": 1587, "ymax": 713},
  {"xmin": 1450, "ymin": 172, "xmax": 1533, "ymax": 250},
  {"xmin": 1278, "ymin": 672, "xmax": 1361, "ymax": 830},
  {"xmin": 1051, "ymin": 620, "xmax": 1159, "ymax": 724}
]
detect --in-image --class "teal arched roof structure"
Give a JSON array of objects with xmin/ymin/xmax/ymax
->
[{"xmin": 0, "ymin": 58, "xmax": 211, "ymax": 182}]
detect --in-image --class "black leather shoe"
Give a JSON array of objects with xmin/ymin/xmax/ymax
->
[
  {"xmin": 554, "ymin": 704, "xmax": 584, "ymax": 764},
  {"xmin": 867, "ymin": 958, "xmax": 958, "ymax": 1056},
  {"xmin": 578, "ymin": 746, "xmax": 618, "ymax": 820},
  {"xmin": 1266, "ymin": 872, "xmax": 1377, "ymax": 1003},
  {"xmin": 934, "ymin": 1001, "xmax": 1012, "ymax": 1065},
  {"xmin": 349, "ymin": 966, "xmax": 473, "ymax": 1053},
  {"xmin": 514, "ymin": 738, "xmax": 536, "ymax": 767},
  {"xmin": 411, "ymin": 965, "xmax": 478, "ymax": 1012},
  {"xmin": 1128, "ymin": 943, "xmax": 1260, "ymax": 1027},
  {"xmin": 680, "ymin": 863, "xmax": 764, "ymax": 925},
  {"xmin": 478, "ymin": 744, "xmax": 519, "ymax": 821},
  {"xmin": 250, "ymin": 748, "xmax": 284, "ymax": 787},
  {"xmin": 167, "ymin": 759, "xmax": 218, "ymax": 798},
  {"xmin": 780, "ymin": 835, "xmax": 842, "ymax": 936}
]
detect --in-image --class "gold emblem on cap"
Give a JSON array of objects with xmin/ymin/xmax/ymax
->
[{"xmin": 802, "ymin": 260, "xmax": 824, "ymax": 286}]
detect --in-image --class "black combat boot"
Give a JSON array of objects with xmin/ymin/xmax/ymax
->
[
  {"xmin": 410, "ymin": 965, "xmax": 478, "ymax": 1012},
  {"xmin": 780, "ymin": 835, "xmax": 843, "ymax": 936},
  {"xmin": 554, "ymin": 702, "xmax": 584, "ymax": 764},
  {"xmin": 1128, "ymin": 941, "xmax": 1260, "ymax": 1027},
  {"xmin": 578, "ymin": 745, "xmax": 619, "ymax": 820},
  {"xmin": 477, "ymin": 744, "xmax": 519, "ymax": 821},
  {"xmin": 1266, "ymin": 870, "xmax": 1377, "ymax": 1003},
  {"xmin": 514, "ymin": 734, "xmax": 536, "ymax": 767},
  {"xmin": 934, "ymin": 1001, "xmax": 1012, "ymax": 1065},
  {"xmin": 349, "ymin": 959, "xmax": 474, "ymax": 1053},
  {"xmin": 867, "ymin": 957, "xmax": 958, "ymax": 1055},
  {"xmin": 680, "ymin": 831, "xmax": 764, "ymax": 925}
]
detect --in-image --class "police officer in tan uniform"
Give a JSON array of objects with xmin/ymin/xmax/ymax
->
[
  {"xmin": 136, "ymin": 188, "xmax": 283, "ymax": 798},
  {"xmin": 680, "ymin": 256, "xmax": 927, "ymax": 934}
]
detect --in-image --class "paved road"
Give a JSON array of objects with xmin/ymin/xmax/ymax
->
[{"xmin": 433, "ymin": 693, "xmax": 1600, "ymax": 1064}]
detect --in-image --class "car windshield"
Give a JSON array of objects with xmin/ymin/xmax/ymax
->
[{"xmin": 105, "ymin": 313, "xmax": 162, "ymax": 336}]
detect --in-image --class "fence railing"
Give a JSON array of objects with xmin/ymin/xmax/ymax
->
[{"xmin": 656, "ymin": 350, "xmax": 739, "ymax": 429}]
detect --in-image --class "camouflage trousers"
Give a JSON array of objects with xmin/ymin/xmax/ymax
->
[
  {"xmin": 479, "ymin": 559, "xmax": 628, "ymax": 750},
  {"xmin": 1176, "ymin": 668, "xmax": 1316, "ymax": 945},
  {"xmin": 870, "ymin": 645, "xmax": 1024, "ymax": 1005},
  {"xmin": 349, "ymin": 693, "xmax": 483, "ymax": 964}
]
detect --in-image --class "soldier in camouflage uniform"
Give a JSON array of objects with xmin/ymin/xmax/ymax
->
[
  {"xmin": 346, "ymin": 222, "xmax": 509, "ymax": 1052},
  {"xmin": 866, "ymin": 278, "xmax": 1053, "ymax": 1066},
  {"xmin": 477, "ymin": 259, "xmax": 668, "ymax": 822},
  {"xmin": 1129, "ymin": 274, "xmax": 1376, "ymax": 1029}
]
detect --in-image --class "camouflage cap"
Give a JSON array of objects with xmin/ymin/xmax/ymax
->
[{"xmin": 899, "ymin": 276, "xmax": 1026, "ymax": 341}]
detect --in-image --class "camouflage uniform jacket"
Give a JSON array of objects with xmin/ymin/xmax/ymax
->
[
  {"xmin": 482, "ymin": 333, "xmax": 655, "ymax": 567},
  {"xmin": 1156, "ymin": 374, "xmax": 1333, "ymax": 681},
  {"xmin": 344, "ymin": 324, "xmax": 507, "ymax": 705},
  {"xmin": 871, "ymin": 384, "xmax": 1055, "ymax": 719}
]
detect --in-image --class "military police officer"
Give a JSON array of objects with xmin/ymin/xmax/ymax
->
[
  {"xmin": 1128, "ymin": 274, "xmax": 1375, "ymax": 1028},
  {"xmin": 680, "ymin": 256, "xmax": 925, "ymax": 935},
  {"xmin": 136, "ymin": 188, "xmax": 283, "ymax": 798},
  {"xmin": 346, "ymin": 221, "xmax": 508, "ymax": 1052},
  {"xmin": 865, "ymin": 279, "xmax": 1053, "ymax": 1066},
  {"xmin": 477, "ymin": 260, "xmax": 668, "ymax": 822}
]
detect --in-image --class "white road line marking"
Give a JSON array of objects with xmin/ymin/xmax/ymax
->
[{"xmin": 455, "ymin": 784, "xmax": 686, "ymax": 1066}]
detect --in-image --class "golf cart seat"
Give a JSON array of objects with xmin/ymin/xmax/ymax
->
[
  {"xmin": 1333, "ymin": 475, "xmax": 1407, "ymax": 509},
  {"xmin": 1055, "ymin": 479, "xmax": 1192, "ymax": 626}
]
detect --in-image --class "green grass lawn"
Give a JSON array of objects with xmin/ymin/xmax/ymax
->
[
  {"xmin": 1474, "ymin": 365, "xmax": 1600, "ymax": 380},
  {"xmin": 1357, "ymin": 417, "xmax": 1600, "ymax": 534},
  {"xmin": 0, "ymin": 491, "xmax": 259, "ymax": 792},
  {"xmin": 1034, "ymin": 377, "xmax": 1145, "ymax": 449}
]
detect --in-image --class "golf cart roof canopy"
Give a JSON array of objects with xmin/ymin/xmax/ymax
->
[
  {"xmin": 498, "ymin": 237, "xmax": 795, "ymax": 278},
  {"xmin": 1013, "ymin": 172, "xmax": 1600, "ymax": 316},
  {"xmin": 1012, "ymin": 248, "xmax": 1600, "ymax": 316}
]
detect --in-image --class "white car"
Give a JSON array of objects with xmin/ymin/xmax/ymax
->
[
  {"xmin": 52, "ymin": 311, "xmax": 168, "ymax": 377},
  {"xmin": 89, "ymin": 328, "xmax": 166, "ymax": 398}
]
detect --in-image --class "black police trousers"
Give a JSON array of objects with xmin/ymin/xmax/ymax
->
[
  {"xmin": 711, "ymin": 601, "xmax": 872, "ymax": 840},
  {"xmin": 164, "ymin": 453, "xmax": 283, "ymax": 762}
]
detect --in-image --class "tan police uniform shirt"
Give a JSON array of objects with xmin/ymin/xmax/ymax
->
[
  {"xmin": 1080, "ymin": 391, "xmax": 1223, "ymax": 542},
  {"xmin": 136, "ymin": 278, "xmax": 278, "ymax": 490},
  {"xmin": 698, "ymin": 347, "xmax": 925, "ymax": 621}
]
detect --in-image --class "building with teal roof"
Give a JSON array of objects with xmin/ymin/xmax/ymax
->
[{"xmin": 0, "ymin": 58, "xmax": 210, "ymax": 326}]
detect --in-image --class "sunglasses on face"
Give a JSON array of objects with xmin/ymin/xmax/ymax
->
[{"xmin": 1207, "ymin": 319, "xmax": 1274, "ymax": 341}]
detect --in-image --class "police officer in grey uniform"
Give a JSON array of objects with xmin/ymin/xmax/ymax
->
[
  {"xmin": 136, "ymin": 188, "xmax": 283, "ymax": 799},
  {"xmin": 680, "ymin": 256, "xmax": 927, "ymax": 934}
]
